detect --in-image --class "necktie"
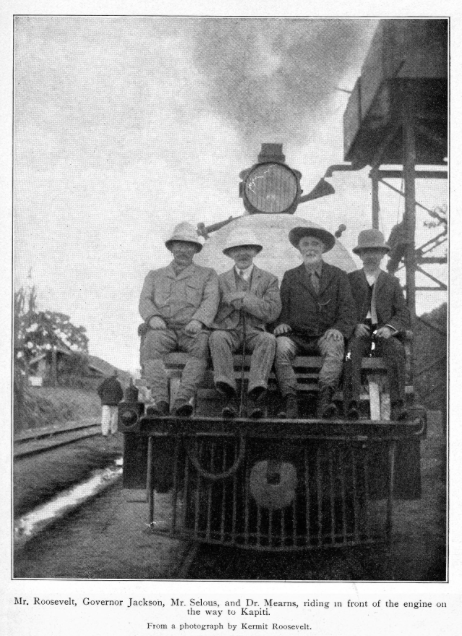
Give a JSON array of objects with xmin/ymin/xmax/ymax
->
[
  {"xmin": 370, "ymin": 281, "xmax": 378, "ymax": 325},
  {"xmin": 310, "ymin": 271, "xmax": 319, "ymax": 294},
  {"xmin": 238, "ymin": 270, "xmax": 249, "ymax": 291}
]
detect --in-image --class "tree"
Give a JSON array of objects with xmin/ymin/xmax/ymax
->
[{"xmin": 14, "ymin": 285, "xmax": 89, "ymax": 371}]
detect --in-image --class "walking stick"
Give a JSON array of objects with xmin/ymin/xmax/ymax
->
[{"xmin": 239, "ymin": 311, "xmax": 247, "ymax": 417}]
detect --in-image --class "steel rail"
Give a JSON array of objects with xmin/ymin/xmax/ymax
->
[
  {"xmin": 14, "ymin": 424, "xmax": 102, "ymax": 459},
  {"xmin": 15, "ymin": 421, "xmax": 100, "ymax": 444}
]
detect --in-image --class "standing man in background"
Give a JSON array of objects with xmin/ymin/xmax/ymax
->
[
  {"xmin": 97, "ymin": 370, "xmax": 124, "ymax": 437},
  {"xmin": 139, "ymin": 221, "xmax": 219, "ymax": 417}
]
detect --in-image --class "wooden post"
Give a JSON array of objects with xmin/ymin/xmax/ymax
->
[
  {"xmin": 402, "ymin": 90, "xmax": 417, "ymax": 328},
  {"xmin": 51, "ymin": 345, "xmax": 58, "ymax": 387},
  {"xmin": 402, "ymin": 88, "xmax": 417, "ymax": 382}
]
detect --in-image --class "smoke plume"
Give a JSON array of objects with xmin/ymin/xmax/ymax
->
[{"xmin": 192, "ymin": 19, "xmax": 377, "ymax": 148}]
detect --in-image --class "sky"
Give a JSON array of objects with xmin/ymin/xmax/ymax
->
[{"xmin": 13, "ymin": 16, "xmax": 448, "ymax": 373}]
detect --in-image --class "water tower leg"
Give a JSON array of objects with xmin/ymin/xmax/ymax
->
[
  {"xmin": 371, "ymin": 167, "xmax": 380, "ymax": 230},
  {"xmin": 402, "ymin": 89, "xmax": 417, "ymax": 378}
]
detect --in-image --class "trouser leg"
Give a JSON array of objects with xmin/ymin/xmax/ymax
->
[
  {"xmin": 378, "ymin": 336, "xmax": 406, "ymax": 405},
  {"xmin": 101, "ymin": 405, "xmax": 110, "ymax": 436},
  {"xmin": 209, "ymin": 329, "xmax": 241, "ymax": 394},
  {"xmin": 274, "ymin": 336, "xmax": 299, "ymax": 397},
  {"xmin": 140, "ymin": 329, "xmax": 178, "ymax": 403},
  {"xmin": 177, "ymin": 330, "xmax": 211, "ymax": 402},
  {"xmin": 109, "ymin": 406, "xmax": 118, "ymax": 434},
  {"xmin": 246, "ymin": 330, "xmax": 276, "ymax": 393},
  {"xmin": 317, "ymin": 334, "xmax": 345, "ymax": 389},
  {"xmin": 346, "ymin": 336, "xmax": 371, "ymax": 402}
]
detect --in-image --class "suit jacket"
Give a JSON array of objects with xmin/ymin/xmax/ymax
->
[
  {"xmin": 212, "ymin": 265, "xmax": 281, "ymax": 331},
  {"xmin": 277, "ymin": 262, "xmax": 356, "ymax": 339},
  {"xmin": 139, "ymin": 263, "xmax": 219, "ymax": 328},
  {"xmin": 348, "ymin": 269, "xmax": 410, "ymax": 333},
  {"xmin": 97, "ymin": 377, "xmax": 123, "ymax": 406}
]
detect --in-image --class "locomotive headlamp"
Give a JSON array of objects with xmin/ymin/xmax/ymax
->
[
  {"xmin": 242, "ymin": 162, "xmax": 301, "ymax": 215},
  {"xmin": 239, "ymin": 143, "xmax": 335, "ymax": 216},
  {"xmin": 239, "ymin": 144, "xmax": 302, "ymax": 215}
]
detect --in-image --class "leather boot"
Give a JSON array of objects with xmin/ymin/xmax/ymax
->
[
  {"xmin": 392, "ymin": 400, "xmax": 408, "ymax": 421},
  {"xmin": 146, "ymin": 400, "xmax": 170, "ymax": 417},
  {"xmin": 277, "ymin": 394, "xmax": 298, "ymax": 419},
  {"xmin": 247, "ymin": 389, "xmax": 266, "ymax": 419},
  {"xmin": 171, "ymin": 399, "xmax": 194, "ymax": 417},
  {"xmin": 318, "ymin": 386, "xmax": 337, "ymax": 419},
  {"xmin": 222, "ymin": 397, "xmax": 239, "ymax": 418},
  {"xmin": 347, "ymin": 400, "xmax": 360, "ymax": 420}
]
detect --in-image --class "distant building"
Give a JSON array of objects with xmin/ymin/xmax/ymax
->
[{"xmin": 27, "ymin": 348, "xmax": 130, "ymax": 389}]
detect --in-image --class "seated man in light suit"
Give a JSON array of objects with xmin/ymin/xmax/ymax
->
[
  {"xmin": 139, "ymin": 221, "xmax": 219, "ymax": 417},
  {"xmin": 209, "ymin": 228, "xmax": 281, "ymax": 418},
  {"xmin": 345, "ymin": 229, "xmax": 410, "ymax": 421}
]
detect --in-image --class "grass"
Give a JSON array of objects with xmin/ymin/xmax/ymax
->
[{"xmin": 16, "ymin": 386, "xmax": 101, "ymax": 431}]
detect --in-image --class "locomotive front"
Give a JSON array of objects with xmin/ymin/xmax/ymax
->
[{"xmin": 120, "ymin": 145, "xmax": 426, "ymax": 552}]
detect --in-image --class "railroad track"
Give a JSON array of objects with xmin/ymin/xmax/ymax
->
[{"xmin": 14, "ymin": 422, "xmax": 102, "ymax": 459}]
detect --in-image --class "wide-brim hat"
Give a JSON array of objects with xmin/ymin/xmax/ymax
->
[
  {"xmin": 288, "ymin": 226, "xmax": 336, "ymax": 253},
  {"xmin": 165, "ymin": 221, "xmax": 203, "ymax": 252},
  {"xmin": 353, "ymin": 229, "xmax": 390, "ymax": 254},
  {"xmin": 222, "ymin": 227, "xmax": 263, "ymax": 256}
]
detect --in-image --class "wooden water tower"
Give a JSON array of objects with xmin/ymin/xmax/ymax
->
[{"xmin": 343, "ymin": 19, "xmax": 448, "ymax": 325}]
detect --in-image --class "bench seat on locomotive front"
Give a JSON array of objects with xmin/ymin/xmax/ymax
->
[{"xmin": 136, "ymin": 352, "xmax": 414, "ymax": 422}]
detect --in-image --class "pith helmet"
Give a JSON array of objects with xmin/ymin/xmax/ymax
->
[
  {"xmin": 288, "ymin": 226, "xmax": 336, "ymax": 253},
  {"xmin": 165, "ymin": 222, "xmax": 203, "ymax": 252},
  {"xmin": 222, "ymin": 227, "xmax": 263, "ymax": 256},
  {"xmin": 353, "ymin": 229, "xmax": 390, "ymax": 254}
]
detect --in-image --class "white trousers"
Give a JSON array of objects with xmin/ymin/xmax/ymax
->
[{"xmin": 101, "ymin": 405, "xmax": 118, "ymax": 436}]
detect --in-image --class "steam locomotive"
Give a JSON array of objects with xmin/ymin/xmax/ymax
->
[{"xmin": 119, "ymin": 145, "xmax": 426, "ymax": 552}]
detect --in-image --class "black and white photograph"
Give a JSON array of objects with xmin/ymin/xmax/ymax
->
[{"xmin": 2, "ymin": 2, "xmax": 456, "ymax": 635}]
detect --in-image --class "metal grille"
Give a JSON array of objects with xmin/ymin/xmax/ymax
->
[{"xmin": 146, "ymin": 434, "xmax": 394, "ymax": 551}]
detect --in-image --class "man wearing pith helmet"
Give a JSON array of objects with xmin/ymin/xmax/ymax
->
[
  {"xmin": 209, "ymin": 227, "xmax": 281, "ymax": 418},
  {"xmin": 139, "ymin": 221, "xmax": 219, "ymax": 417},
  {"xmin": 274, "ymin": 226, "xmax": 356, "ymax": 419},
  {"xmin": 344, "ymin": 229, "xmax": 410, "ymax": 421}
]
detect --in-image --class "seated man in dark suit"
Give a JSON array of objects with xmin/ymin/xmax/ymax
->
[
  {"xmin": 274, "ymin": 226, "xmax": 356, "ymax": 419},
  {"xmin": 345, "ymin": 229, "xmax": 410, "ymax": 421}
]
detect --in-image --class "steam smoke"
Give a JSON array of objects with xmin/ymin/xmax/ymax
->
[{"xmin": 192, "ymin": 19, "xmax": 377, "ymax": 147}]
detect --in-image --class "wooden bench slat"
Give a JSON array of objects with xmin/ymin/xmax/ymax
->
[{"xmin": 162, "ymin": 353, "xmax": 389, "ymax": 371}]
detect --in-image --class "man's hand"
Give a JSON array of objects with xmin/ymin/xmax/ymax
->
[
  {"xmin": 148, "ymin": 316, "xmax": 167, "ymax": 330},
  {"xmin": 184, "ymin": 319, "xmax": 203, "ymax": 335},
  {"xmin": 322, "ymin": 328, "xmax": 343, "ymax": 342},
  {"xmin": 274, "ymin": 323, "xmax": 292, "ymax": 336},
  {"xmin": 223, "ymin": 291, "xmax": 246, "ymax": 305},
  {"xmin": 355, "ymin": 323, "xmax": 371, "ymax": 338},
  {"xmin": 376, "ymin": 326, "xmax": 393, "ymax": 340}
]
